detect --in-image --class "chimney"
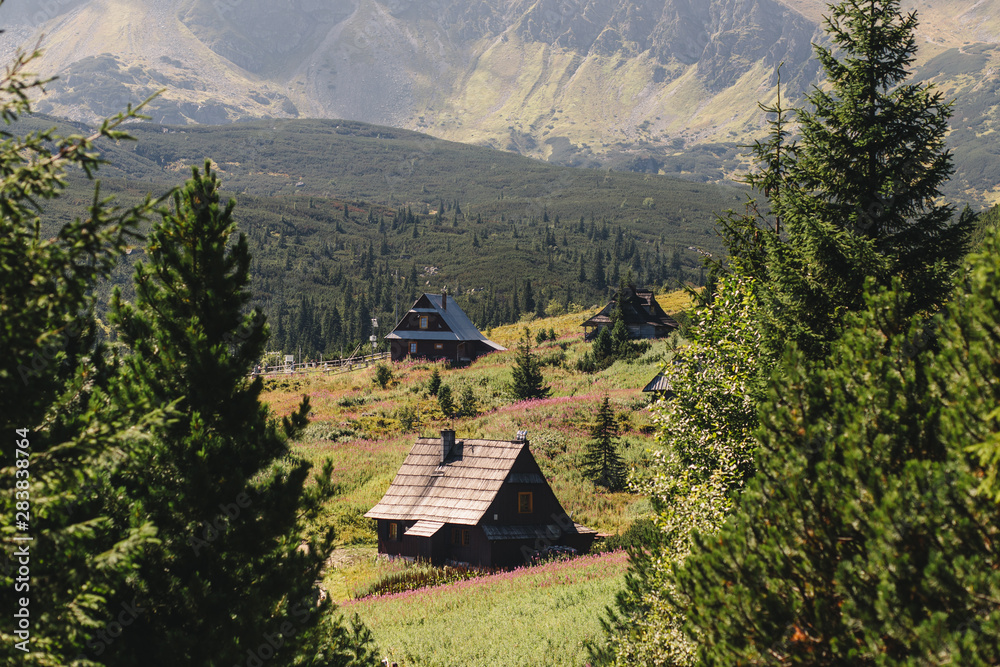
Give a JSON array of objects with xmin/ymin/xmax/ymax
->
[
  {"xmin": 440, "ymin": 429, "xmax": 456, "ymax": 463},
  {"xmin": 441, "ymin": 289, "xmax": 448, "ymax": 311}
]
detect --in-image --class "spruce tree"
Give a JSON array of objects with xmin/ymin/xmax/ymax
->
[
  {"xmin": 598, "ymin": 3, "xmax": 979, "ymax": 657},
  {"xmin": 752, "ymin": 0, "xmax": 972, "ymax": 359},
  {"xmin": 373, "ymin": 363, "xmax": 393, "ymax": 389},
  {"xmin": 104, "ymin": 163, "xmax": 376, "ymax": 666},
  {"xmin": 509, "ymin": 328, "xmax": 550, "ymax": 401},
  {"xmin": 583, "ymin": 397, "xmax": 627, "ymax": 490}
]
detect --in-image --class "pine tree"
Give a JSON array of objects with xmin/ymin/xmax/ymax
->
[
  {"xmin": 592, "ymin": 327, "xmax": 614, "ymax": 366},
  {"xmin": 593, "ymin": 250, "xmax": 606, "ymax": 289},
  {"xmin": 427, "ymin": 368, "xmax": 442, "ymax": 396},
  {"xmin": 676, "ymin": 274, "xmax": 1000, "ymax": 665},
  {"xmin": 752, "ymin": 0, "xmax": 973, "ymax": 359},
  {"xmin": 459, "ymin": 385, "xmax": 478, "ymax": 417},
  {"xmin": 610, "ymin": 318, "xmax": 633, "ymax": 359},
  {"xmin": 509, "ymin": 328, "xmax": 550, "ymax": 401},
  {"xmin": 105, "ymin": 163, "xmax": 376, "ymax": 665},
  {"xmin": 937, "ymin": 228, "xmax": 1000, "ymax": 503},
  {"xmin": 523, "ymin": 279, "xmax": 536, "ymax": 315},
  {"xmin": 583, "ymin": 397, "xmax": 627, "ymax": 490},
  {"xmin": 0, "ymin": 55, "xmax": 165, "ymax": 664},
  {"xmin": 437, "ymin": 384, "xmax": 455, "ymax": 418}
]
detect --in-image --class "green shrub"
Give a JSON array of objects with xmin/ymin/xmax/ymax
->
[
  {"xmin": 373, "ymin": 362, "xmax": 393, "ymax": 389},
  {"xmin": 396, "ymin": 405, "xmax": 417, "ymax": 432},
  {"xmin": 337, "ymin": 393, "xmax": 369, "ymax": 408},
  {"xmin": 539, "ymin": 349, "xmax": 567, "ymax": 368},
  {"xmin": 593, "ymin": 517, "xmax": 659, "ymax": 554},
  {"xmin": 575, "ymin": 351, "xmax": 601, "ymax": 374}
]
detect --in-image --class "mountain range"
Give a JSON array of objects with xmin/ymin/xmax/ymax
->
[{"xmin": 1, "ymin": 0, "xmax": 998, "ymax": 204}]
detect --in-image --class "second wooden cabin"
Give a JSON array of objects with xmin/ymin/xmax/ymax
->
[{"xmin": 365, "ymin": 430, "xmax": 597, "ymax": 568}]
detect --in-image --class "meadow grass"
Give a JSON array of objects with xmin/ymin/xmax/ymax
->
[
  {"xmin": 259, "ymin": 297, "xmax": 686, "ymax": 663},
  {"xmin": 261, "ymin": 294, "xmax": 687, "ymax": 544},
  {"xmin": 259, "ymin": 286, "xmax": 689, "ymax": 640},
  {"xmin": 342, "ymin": 551, "xmax": 629, "ymax": 667}
]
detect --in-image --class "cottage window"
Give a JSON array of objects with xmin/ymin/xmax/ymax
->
[
  {"xmin": 462, "ymin": 530, "xmax": 471, "ymax": 546},
  {"xmin": 434, "ymin": 343, "xmax": 444, "ymax": 350},
  {"xmin": 388, "ymin": 522, "xmax": 398, "ymax": 540},
  {"xmin": 518, "ymin": 492, "xmax": 533, "ymax": 514},
  {"xmin": 409, "ymin": 342, "xmax": 417, "ymax": 354},
  {"xmin": 451, "ymin": 527, "xmax": 470, "ymax": 546},
  {"xmin": 419, "ymin": 316, "xmax": 428, "ymax": 329}
]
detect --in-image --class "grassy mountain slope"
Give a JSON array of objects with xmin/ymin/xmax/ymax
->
[
  {"xmin": 18, "ymin": 112, "xmax": 732, "ymax": 357},
  {"xmin": 7, "ymin": 0, "xmax": 998, "ymax": 202}
]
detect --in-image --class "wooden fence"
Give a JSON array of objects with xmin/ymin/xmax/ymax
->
[{"xmin": 253, "ymin": 351, "xmax": 389, "ymax": 378}]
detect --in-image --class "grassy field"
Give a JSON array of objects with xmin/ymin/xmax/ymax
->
[
  {"xmin": 262, "ymin": 291, "xmax": 692, "ymax": 550},
  {"xmin": 341, "ymin": 550, "xmax": 629, "ymax": 667},
  {"xmin": 258, "ymin": 291, "xmax": 690, "ymax": 663}
]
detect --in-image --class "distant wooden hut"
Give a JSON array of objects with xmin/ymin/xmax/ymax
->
[
  {"xmin": 385, "ymin": 293, "xmax": 504, "ymax": 363},
  {"xmin": 365, "ymin": 430, "xmax": 597, "ymax": 568},
  {"xmin": 582, "ymin": 286, "xmax": 679, "ymax": 340},
  {"xmin": 642, "ymin": 371, "xmax": 674, "ymax": 395}
]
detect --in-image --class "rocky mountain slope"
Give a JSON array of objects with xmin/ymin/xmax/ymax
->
[{"xmin": 2, "ymin": 0, "xmax": 997, "ymax": 203}]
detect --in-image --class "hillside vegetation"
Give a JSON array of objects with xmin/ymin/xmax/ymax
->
[
  {"xmin": 342, "ymin": 551, "xmax": 630, "ymax": 667},
  {"xmin": 18, "ymin": 112, "xmax": 732, "ymax": 358}
]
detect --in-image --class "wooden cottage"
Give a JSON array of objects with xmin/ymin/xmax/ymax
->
[
  {"xmin": 385, "ymin": 293, "xmax": 505, "ymax": 363},
  {"xmin": 365, "ymin": 430, "xmax": 597, "ymax": 568},
  {"xmin": 581, "ymin": 286, "xmax": 679, "ymax": 340},
  {"xmin": 642, "ymin": 371, "xmax": 674, "ymax": 395}
]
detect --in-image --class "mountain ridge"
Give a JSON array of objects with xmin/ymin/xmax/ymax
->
[{"xmin": 2, "ymin": 0, "xmax": 998, "ymax": 203}]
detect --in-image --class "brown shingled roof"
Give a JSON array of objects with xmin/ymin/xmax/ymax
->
[{"xmin": 365, "ymin": 438, "xmax": 525, "ymax": 525}]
